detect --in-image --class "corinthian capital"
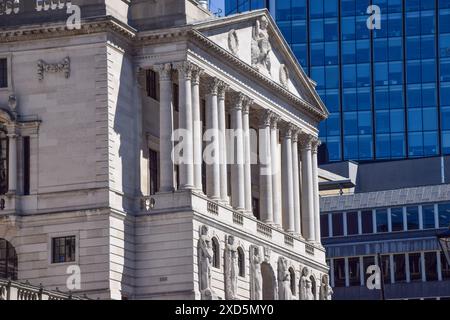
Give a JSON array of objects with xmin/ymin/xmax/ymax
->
[
  {"xmin": 191, "ymin": 65, "xmax": 204, "ymax": 85},
  {"xmin": 231, "ymin": 92, "xmax": 246, "ymax": 111},
  {"xmin": 217, "ymin": 81, "xmax": 229, "ymax": 100},
  {"xmin": 174, "ymin": 61, "xmax": 193, "ymax": 80},
  {"xmin": 153, "ymin": 63, "xmax": 172, "ymax": 81},
  {"xmin": 270, "ymin": 114, "xmax": 281, "ymax": 130},
  {"xmin": 206, "ymin": 77, "xmax": 221, "ymax": 95},
  {"xmin": 311, "ymin": 138, "xmax": 322, "ymax": 153},
  {"xmin": 242, "ymin": 97, "xmax": 253, "ymax": 115},
  {"xmin": 260, "ymin": 110, "xmax": 274, "ymax": 128},
  {"xmin": 298, "ymin": 133, "xmax": 314, "ymax": 150}
]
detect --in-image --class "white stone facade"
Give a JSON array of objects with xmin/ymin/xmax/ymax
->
[{"xmin": 0, "ymin": 1, "xmax": 330, "ymax": 300}]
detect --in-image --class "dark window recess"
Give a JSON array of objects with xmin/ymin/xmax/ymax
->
[
  {"xmin": 173, "ymin": 83, "xmax": 179, "ymax": 112},
  {"xmin": 381, "ymin": 255, "xmax": 391, "ymax": 284},
  {"xmin": 360, "ymin": 211, "xmax": 373, "ymax": 234},
  {"xmin": 52, "ymin": 236, "xmax": 76, "ymax": 264},
  {"xmin": 348, "ymin": 257, "xmax": 361, "ymax": 287},
  {"xmin": 0, "ymin": 131, "xmax": 8, "ymax": 195},
  {"xmin": 0, "ymin": 238, "xmax": 18, "ymax": 280},
  {"xmin": 391, "ymin": 208, "xmax": 404, "ymax": 232},
  {"xmin": 252, "ymin": 197, "xmax": 260, "ymax": 221},
  {"xmin": 425, "ymin": 252, "xmax": 438, "ymax": 282},
  {"xmin": 376, "ymin": 209, "xmax": 389, "ymax": 233},
  {"xmin": 0, "ymin": 58, "xmax": 7, "ymax": 88},
  {"xmin": 146, "ymin": 70, "xmax": 158, "ymax": 100},
  {"xmin": 238, "ymin": 247, "xmax": 245, "ymax": 277},
  {"xmin": 333, "ymin": 258, "xmax": 346, "ymax": 287},
  {"xmin": 212, "ymin": 238, "xmax": 220, "ymax": 269},
  {"xmin": 393, "ymin": 254, "xmax": 406, "ymax": 283},
  {"xmin": 346, "ymin": 212, "xmax": 358, "ymax": 235},
  {"xmin": 332, "ymin": 213, "xmax": 344, "ymax": 236},
  {"xmin": 149, "ymin": 149, "xmax": 158, "ymax": 195},
  {"xmin": 320, "ymin": 214, "xmax": 329, "ymax": 238},
  {"xmin": 406, "ymin": 206, "xmax": 420, "ymax": 230},
  {"xmin": 408, "ymin": 253, "xmax": 422, "ymax": 282},
  {"xmin": 175, "ymin": 165, "xmax": 180, "ymax": 191},
  {"xmin": 441, "ymin": 252, "xmax": 450, "ymax": 280},
  {"xmin": 23, "ymin": 137, "xmax": 30, "ymax": 196}
]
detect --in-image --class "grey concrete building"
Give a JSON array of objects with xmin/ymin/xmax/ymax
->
[
  {"xmin": 0, "ymin": 1, "xmax": 333, "ymax": 300},
  {"xmin": 320, "ymin": 157, "xmax": 450, "ymax": 300}
]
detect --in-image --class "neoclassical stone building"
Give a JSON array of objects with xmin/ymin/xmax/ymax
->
[{"xmin": 0, "ymin": 0, "xmax": 331, "ymax": 300}]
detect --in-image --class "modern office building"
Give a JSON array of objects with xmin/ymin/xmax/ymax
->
[
  {"xmin": 320, "ymin": 157, "xmax": 450, "ymax": 300},
  {"xmin": 225, "ymin": 0, "xmax": 450, "ymax": 163}
]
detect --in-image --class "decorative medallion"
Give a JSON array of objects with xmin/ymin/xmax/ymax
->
[{"xmin": 279, "ymin": 64, "xmax": 289, "ymax": 89}]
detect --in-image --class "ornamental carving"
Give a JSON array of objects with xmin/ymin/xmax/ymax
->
[
  {"xmin": 224, "ymin": 235, "xmax": 239, "ymax": 300},
  {"xmin": 279, "ymin": 64, "xmax": 289, "ymax": 89},
  {"xmin": 37, "ymin": 57, "xmax": 70, "ymax": 81},
  {"xmin": 197, "ymin": 225, "xmax": 218, "ymax": 300},
  {"xmin": 250, "ymin": 245, "xmax": 264, "ymax": 300},
  {"xmin": 0, "ymin": 0, "xmax": 20, "ymax": 15},
  {"xmin": 228, "ymin": 29, "xmax": 239, "ymax": 56},
  {"xmin": 251, "ymin": 16, "xmax": 272, "ymax": 75}
]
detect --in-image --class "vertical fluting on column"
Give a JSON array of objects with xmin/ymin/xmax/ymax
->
[
  {"xmin": 174, "ymin": 61, "xmax": 194, "ymax": 190},
  {"xmin": 242, "ymin": 100, "xmax": 253, "ymax": 214},
  {"xmin": 218, "ymin": 81, "xmax": 229, "ymax": 204},
  {"xmin": 281, "ymin": 124, "xmax": 295, "ymax": 234},
  {"xmin": 299, "ymin": 133, "xmax": 315, "ymax": 242},
  {"xmin": 259, "ymin": 111, "xmax": 274, "ymax": 224},
  {"xmin": 191, "ymin": 65, "xmax": 204, "ymax": 192},
  {"xmin": 312, "ymin": 138, "xmax": 322, "ymax": 244},
  {"xmin": 7, "ymin": 131, "xmax": 17, "ymax": 194},
  {"xmin": 270, "ymin": 115, "xmax": 282, "ymax": 228},
  {"xmin": 230, "ymin": 93, "xmax": 246, "ymax": 212},
  {"xmin": 154, "ymin": 63, "xmax": 175, "ymax": 193},
  {"xmin": 292, "ymin": 129, "xmax": 302, "ymax": 238},
  {"xmin": 205, "ymin": 78, "xmax": 221, "ymax": 201}
]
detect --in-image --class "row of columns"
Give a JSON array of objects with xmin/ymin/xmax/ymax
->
[{"xmin": 153, "ymin": 61, "xmax": 322, "ymax": 244}]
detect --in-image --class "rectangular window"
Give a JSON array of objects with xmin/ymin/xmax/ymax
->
[
  {"xmin": 0, "ymin": 58, "xmax": 7, "ymax": 88},
  {"xmin": 376, "ymin": 209, "xmax": 389, "ymax": 233},
  {"xmin": 441, "ymin": 252, "xmax": 450, "ymax": 280},
  {"xmin": 332, "ymin": 213, "xmax": 344, "ymax": 236},
  {"xmin": 149, "ymin": 149, "xmax": 158, "ymax": 196},
  {"xmin": 408, "ymin": 253, "xmax": 422, "ymax": 282},
  {"xmin": 321, "ymin": 214, "xmax": 329, "ymax": 238},
  {"xmin": 406, "ymin": 206, "xmax": 420, "ymax": 230},
  {"xmin": 252, "ymin": 197, "xmax": 260, "ymax": 221},
  {"xmin": 422, "ymin": 205, "xmax": 436, "ymax": 229},
  {"xmin": 173, "ymin": 83, "xmax": 179, "ymax": 112},
  {"xmin": 346, "ymin": 212, "xmax": 358, "ymax": 235},
  {"xmin": 425, "ymin": 252, "xmax": 438, "ymax": 282},
  {"xmin": 23, "ymin": 137, "xmax": 30, "ymax": 196},
  {"xmin": 0, "ymin": 134, "xmax": 8, "ymax": 195},
  {"xmin": 438, "ymin": 203, "xmax": 450, "ymax": 228},
  {"xmin": 393, "ymin": 254, "xmax": 406, "ymax": 283},
  {"xmin": 52, "ymin": 236, "xmax": 76, "ymax": 264},
  {"xmin": 361, "ymin": 210, "xmax": 373, "ymax": 234},
  {"xmin": 333, "ymin": 258, "xmax": 346, "ymax": 287},
  {"xmin": 381, "ymin": 255, "xmax": 391, "ymax": 284},
  {"xmin": 146, "ymin": 70, "xmax": 158, "ymax": 100},
  {"xmin": 348, "ymin": 257, "xmax": 361, "ymax": 286},
  {"xmin": 391, "ymin": 207, "xmax": 404, "ymax": 232}
]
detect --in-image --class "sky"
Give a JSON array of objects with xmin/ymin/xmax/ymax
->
[{"xmin": 208, "ymin": 0, "xmax": 225, "ymax": 16}]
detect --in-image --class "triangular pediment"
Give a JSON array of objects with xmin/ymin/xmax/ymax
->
[{"xmin": 193, "ymin": 10, "xmax": 329, "ymax": 119}]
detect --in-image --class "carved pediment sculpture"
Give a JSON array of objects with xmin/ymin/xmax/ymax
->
[
  {"xmin": 251, "ymin": 16, "xmax": 272, "ymax": 75},
  {"xmin": 37, "ymin": 57, "xmax": 70, "ymax": 81},
  {"xmin": 228, "ymin": 29, "xmax": 239, "ymax": 56},
  {"xmin": 279, "ymin": 64, "xmax": 289, "ymax": 89}
]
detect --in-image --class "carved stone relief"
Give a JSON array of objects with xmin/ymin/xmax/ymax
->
[
  {"xmin": 197, "ymin": 225, "xmax": 217, "ymax": 300},
  {"xmin": 224, "ymin": 235, "xmax": 239, "ymax": 300},
  {"xmin": 251, "ymin": 16, "xmax": 272, "ymax": 75},
  {"xmin": 279, "ymin": 64, "xmax": 289, "ymax": 89},
  {"xmin": 228, "ymin": 29, "xmax": 239, "ymax": 56},
  {"xmin": 250, "ymin": 245, "xmax": 264, "ymax": 300},
  {"xmin": 37, "ymin": 57, "xmax": 70, "ymax": 81}
]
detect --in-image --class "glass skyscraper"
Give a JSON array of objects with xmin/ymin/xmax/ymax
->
[{"xmin": 225, "ymin": 0, "xmax": 450, "ymax": 163}]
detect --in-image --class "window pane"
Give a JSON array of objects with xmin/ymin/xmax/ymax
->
[
  {"xmin": 361, "ymin": 211, "xmax": 373, "ymax": 234},
  {"xmin": 321, "ymin": 214, "xmax": 329, "ymax": 238},
  {"xmin": 332, "ymin": 213, "xmax": 344, "ymax": 236},
  {"xmin": 348, "ymin": 257, "xmax": 361, "ymax": 287},
  {"xmin": 391, "ymin": 207, "xmax": 404, "ymax": 231},
  {"xmin": 406, "ymin": 206, "xmax": 419, "ymax": 230},
  {"xmin": 408, "ymin": 253, "xmax": 422, "ymax": 282},
  {"xmin": 393, "ymin": 254, "xmax": 406, "ymax": 283},
  {"xmin": 422, "ymin": 205, "xmax": 436, "ymax": 229},
  {"xmin": 376, "ymin": 209, "xmax": 389, "ymax": 233},
  {"xmin": 381, "ymin": 255, "xmax": 391, "ymax": 284},
  {"xmin": 333, "ymin": 258, "xmax": 346, "ymax": 287},
  {"xmin": 438, "ymin": 203, "xmax": 450, "ymax": 228},
  {"xmin": 425, "ymin": 252, "xmax": 438, "ymax": 282},
  {"xmin": 347, "ymin": 212, "xmax": 358, "ymax": 235},
  {"xmin": 441, "ymin": 253, "xmax": 450, "ymax": 280},
  {"xmin": 0, "ymin": 58, "xmax": 7, "ymax": 88}
]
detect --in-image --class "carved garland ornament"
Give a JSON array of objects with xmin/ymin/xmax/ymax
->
[
  {"xmin": 279, "ymin": 64, "xmax": 289, "ymax": 89},
  {"xmin": 37, "ymin": 56, "xmax": 70, "ymax": 81},
  {"xmin": 227, "ymin": 29, "xmax": 239, "ymax": 56}
]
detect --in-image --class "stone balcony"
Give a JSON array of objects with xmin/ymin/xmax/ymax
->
[
  {"xmin": 0, "ymin": 279, "xmax": 87, "ymax": 300},
  {"xmin": 139, "ymin": 190, "xmax": 326, "ymax": 263}
]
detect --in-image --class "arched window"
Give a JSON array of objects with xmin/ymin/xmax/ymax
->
[
  {"xmin": 0, "ymin": 129, "xmax": 8, "ymax": 195},
  {"xmin": 289, "ymin": 267, "xmax": 296, "ymax": 295},
  {"xmin": 237, "ymin": 247, "xmax": 245, "ymax": 277},
  {"xmin": 0, "ymin": 239, "xmax": 17, "ymax": 280},
  {"xmin": 211, "ymin": 237, "xmax": 220, "ymax": 269}
]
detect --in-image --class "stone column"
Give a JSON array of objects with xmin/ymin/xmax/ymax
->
[
  {"xmin": 7, "ymin": 132, "xmax": 17, "ymax": 194},
  {"xmin": 191, "ymin": 66, "xmax": 203, "ymax": 192},
  {"xmin": 270, "ymin": 115, "xmax": 282, "ymax": 228},
  {"xmin": 218, "ymin": 82, "xmax": 229, "ymax": 204},
  {"xmin": 205, "ymin": 78, "xmax": 221, "ymax": 201},
  {"xmin": 154, "ymin": 63, "xmax": 174, "ymax": 193},
  {"xmin": 259, "ymin": 111, "xmax": 274, "ymax": 224},
  {"xmin": 312, "ymin": 139, "xmax": 322, "ymax": 244},
  {"xmin": 299, "ymin": 134, "xmax": 315, "ymax": 241},
  {"xmin": 242, "ymin": 100, "xmax": 253, "ymax": 214},
  {"xmin": 281, "ymin": 125, "xmax": 295, "ymax": 234},
  {"xmin": 230, "ymin": 93, "xmax": 245, "ymax": 212},
  {"xmin": 292, "ymin": 129, "xmax": 302, "ymax": 238},
  {"xmin": 174, "ymin": 61, "xmax": 194, "ymax": 190}
]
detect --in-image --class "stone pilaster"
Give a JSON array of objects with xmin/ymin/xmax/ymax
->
[
  {"xmin": 281, "ymin": 124, "xmax": 295, "ymax": 234},
  {"xmin": 270, "ymin": 114, "xmax": 282, "ymax": 228},
  {"xmin": 312, "ymin": 138, "xmax": 322, "ymax": 244},
  {"xmin": 299, "ymin": 133, "xmax": 315, "ymax": 242},
  {"xmin": 259, "ymin": 110, "xmax": 274, "ymax": 224},
  {"xmin": 292, "ymin": 129, "xmax": 302, "ymax": 238},
  {"xmin": 242, "ymin": 99, "xmax": 253, "ymax": 215},
  {"xmin": 191, "ymin": 65, "xmax": 204, "ymax": 192},
  {"xmin": 217, "ymin": 81, "xmax": 229, "ymax": 204}
]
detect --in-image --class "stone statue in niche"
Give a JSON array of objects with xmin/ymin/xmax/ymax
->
[
  {"xmin": 224, "ymin": 235, "xmax": 239, "ymax": 300},
  {"xmin": 278, "ymin": 257, "xmax": 292, "ymax": 300},
  {"xmin": 251, "ymin": 16, "xmax": 272, "ymax": 75},
  {"xmin": 197, "ymin": 225, "xmax": 217, "ymax": 300},
  {"xmin": 250, "ymin": 245, "xmax": 264, "ymax": 300},
  {"xmin": 300, "ymin": 267, "xmax": 314, "ymax": 300},
  {"xmin": 319, "ymin": 274, "xmax": 333, "ymax": 300}
]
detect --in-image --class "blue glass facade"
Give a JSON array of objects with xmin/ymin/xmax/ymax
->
[{"xmin": 224, "ymin": 0, "xmax": 450, "ymax": 163}]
